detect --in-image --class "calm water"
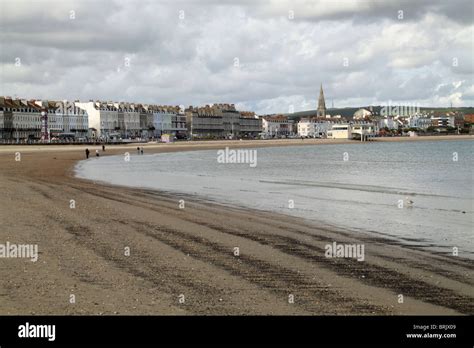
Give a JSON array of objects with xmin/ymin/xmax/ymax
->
[{"xmin": 75, "ymin": 140, "xmax": 474, "ymax": 258}]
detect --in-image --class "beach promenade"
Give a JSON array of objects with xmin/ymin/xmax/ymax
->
[{"xmin": 0, "ymin": 136, "xmax": 472, "ymax": 315}]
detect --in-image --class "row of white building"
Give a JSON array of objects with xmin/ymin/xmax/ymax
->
[
  {"xmin": 262, "ymin": 111, "xmax": 459, "ymax": 140},
  {"xmin": 354, "ymin": 107, "xmax": 461, "ymax": 130},
  {"xmin": 1, "ymin": 96, "xmax": 463, "ymax": 142},
  {"xmin": 297, "ymin": 115, "xmax": 457, "ymax": 139},
  {"xmin": 0, "ymin": 98, "xmax": 88, "ymax": 140},
  {"xmin": 0, "ymin": 97, "xmax": 262, "ymax": 142},
  {"xmin": 0, "ymin": 97, "xmax": 188, "ymax": 141},
  {"xmin": 75, "ymin": 101, "xmax": 187, "ymax": 140}
]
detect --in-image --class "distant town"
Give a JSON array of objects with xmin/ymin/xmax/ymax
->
[{"xmin": 1, "ymin": 85, "xmax": 473, "ymax": 144}]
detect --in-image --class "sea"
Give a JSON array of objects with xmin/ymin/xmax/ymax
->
[{"xmin": 75, "ymin": 140, "xmax": 474, "ymax": 258}]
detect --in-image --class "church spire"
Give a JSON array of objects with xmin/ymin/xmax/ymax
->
[{"xmin": 317, "ymin": 83, "xmax": 326, "ymax": 117}]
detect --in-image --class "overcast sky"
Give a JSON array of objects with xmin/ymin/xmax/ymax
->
[{"xmin": 1, "ymin": 0, "xmax": 473, "ymax": 114}]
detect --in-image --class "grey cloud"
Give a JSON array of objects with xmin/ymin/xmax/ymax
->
[{"xmin": 0, "ymin": 0, "xmax": 472, "ymax": 113}]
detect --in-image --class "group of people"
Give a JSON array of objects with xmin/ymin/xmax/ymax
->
[
  {"xmin": 85, "ymin": 145, "xmax": 145, "ymax": 159},
  {"xmin": 85, "ymin": 144, "xmax": 106, "ymax": 159}
]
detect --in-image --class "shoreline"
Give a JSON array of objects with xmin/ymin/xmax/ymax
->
[
  {"xmin": 0, "ymin": 134, "xmax": 472, "ymax": 154},
  {"xmin": 73, "ymin": 141, "xmax": 474, "ymax": 260},
  {"xmin": 0, "ymin": 138, "xmax": 473, "ymax": 315}
]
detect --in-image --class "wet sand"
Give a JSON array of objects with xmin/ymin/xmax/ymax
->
[{"xmin": 0, "ymin": 137, "xmax": 473, "ymax": 315}]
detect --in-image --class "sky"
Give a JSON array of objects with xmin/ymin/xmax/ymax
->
[{"xmin": 0, "ymin": 0, "xmax": 473, "ymax": 114}]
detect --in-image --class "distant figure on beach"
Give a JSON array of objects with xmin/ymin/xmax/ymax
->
[
  {"xmin": 141, "ymin": 148, "xmax": 144, "ymax": 155},
  {"xmin": 95, "ymin": 150, "xmax": 100, "ymax": 157},
  {"xmin": 102, "ymin": 145, "xmax": 105, "ymax": 151},
  {"xmin": 137, "ymin": 147, "xmax": 140, "ymax": 154},
  {"xmin": 301, "ymin": 136, "xmax": 304, "ymax": 141},
  {"xmin": 85, "ymin": 148, "xmax": 90, "ymax": 159}
]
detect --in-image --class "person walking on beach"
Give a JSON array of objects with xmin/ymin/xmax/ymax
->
[
  {"xmin": 102, "ymin": 144, "xmax": 105, "ymax": 151},
  {"xmin": 95, "ymin": 150, "xmax": 100, "ymax": 157},
  {"xmin": 85, "ymin": 148, "xmax": 90, "ymax": 159},
  {"xmin": 137, "ymin": 147, "xmax": 140, "ymax": 154},
  {"xmin": 141, "ymin": 148, "xmax": 144, "ymax": 155}
]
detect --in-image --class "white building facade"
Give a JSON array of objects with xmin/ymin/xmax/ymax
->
[
  {"xmin": 75, "ymin": 101, "xmax": 118, "ymax": 139},
  {"xmin": 431, "ymin": 115, "xmax": 455, "ymax": 128},
  {"xmin": 298, "ymin": 119, "xmax": 342, "ymax": 138},
  {"xmin": 327, "ymin": 122, "xmax": 376, "ymax": 140},
  {"xmin": 48, "ymin": 100, "xmax": 88, "ymax": 137},
  {"xmin": 408, "ymin": 115, "xmax": 432, "ymax": 130},
  {"xmin": 152, "ymin": 112, "xmax": 173, "ymax": 137},
  {"xmin": 261, "ymin": 116, "xmax": 294, "ymax": 137},
  {"xmin": 378, "ymin": 117, "xmax": 399, "ymax": 130}
]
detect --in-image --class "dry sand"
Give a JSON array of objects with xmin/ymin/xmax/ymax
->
[{"xmin": 0, "ymin": 136, "xmax": 472, "ymax": 315}]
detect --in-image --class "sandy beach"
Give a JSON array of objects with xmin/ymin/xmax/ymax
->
[{"xmin": 0, "ymin": 136, "xmax": 473, "ymax": 315}]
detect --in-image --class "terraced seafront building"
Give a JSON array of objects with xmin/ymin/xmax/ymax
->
[
  {"xmin": 0, "ymin": 97, "xmax": 88, "ymax": 141},
  {"xmin": 186, "ymin": 104, "xmax": 262, "ymax": 139},
  {"xmin": 0, "ymin": 97, "xmax": 42, "ymax": 140},
  {"xmin": 1, "ymin": 97, "xmax": 257, "ymax": 142},
  {"xmin": 261, "ymin": 115, "xmax": 295, "ymax": 138},
  {"xmin": 150, "ymin": 105, "xmax": 187, "ymax": 138},
  {"xmin": 297, "ymin": 117, "xmax": 348, "ymax": 138},
  {"xmin": 74, "ymin": 101, "xmax": 120, "ymax": 140},
  {"xmin": 74, "ymin": 101, "xmax": 186, "ymax": 140}
]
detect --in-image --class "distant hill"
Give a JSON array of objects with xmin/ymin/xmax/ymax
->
[
  {"xmin": 284, "ymin": 107, "xmax": 377, "ymax": 121},
  {"xmin": 420, "ymin": 107, "xmax": 474, "ymax": 114},
  {"xmin": 283, "ymin": 106, "xmax": 474, "ymax": 121}
]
